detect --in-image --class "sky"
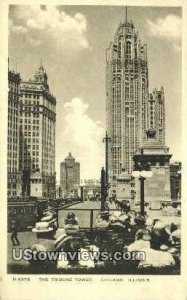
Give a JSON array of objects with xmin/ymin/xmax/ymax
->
[{"xmin": 8, "ymin": 5, "xmax": 182, "ymax": 183}]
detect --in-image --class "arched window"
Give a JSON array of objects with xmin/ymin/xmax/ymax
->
[{"xmin": 126, "ymin": 41, "xmax": 131, "ymax": 58}]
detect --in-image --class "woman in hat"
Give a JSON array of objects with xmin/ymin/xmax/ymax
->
[
  {"xmin": 65, "ymin": 212, "xmax": 79, "ymax": 226},
  {"xmin": 64, "ymin": 212, "xmax": 79, "ymax": 235}
]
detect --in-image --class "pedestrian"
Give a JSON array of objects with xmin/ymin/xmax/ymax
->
[
  {"xmin": 11, "ymin": 220, "xmax": 20, "ymax": 246},
  {"xmin": 105, "ymin": 197, "xmax": 110, "ymax": 211}
]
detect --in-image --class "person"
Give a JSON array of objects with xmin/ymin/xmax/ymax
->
[
  {"xmin": 11, "ymin": 220, "xmax": 20, "ymax": 246},
  {"xmin": 130, "ymin": 214, "xmax": 146, "ymax": 240},
  {"xmin": 65, "ymin": 212, "xmax": 79, "ymax": 226},
  {"xmin": 121, "ymin": 201, "xmax": 130, "ymax": 213},
  {"xmin": 170, "ymin": 222, "xmax": 178, "ymax": 233},
  {"xmin": 108, "ymin": 198, "xmax": 116, "ymax": 210},
  {"xmin": 105, "ymin": 197, "xmax": 110, "ymax": 211},
  {"xmin": 151, "ymin": 220, "xmax": 172, "ymax": 250},
  {"xmin": 64, "ymin": 212, "xmax": 79, "ymax": 235},
  {"xmin": 144, "ymin": 203, "xmax": 150, "ymax": 216}
]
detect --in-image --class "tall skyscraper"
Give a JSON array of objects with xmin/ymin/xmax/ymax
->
[
  {"xmin": 19, "ymin": 64, "xmax": 56, "ymax": 197},
  {"xmin": 8, "ymin": 68, "xmax": 22, "ymax": 197},
  {"xmin": 60, "ymin": 153, "xmax": 80, "ymax": 196},
  {"xmin": 106, "ymin": 16, "xmax": 166, "ymax": 192},
  {"xmin": 106, "ymin": 18, "xmax": 149, "ymax": 182}
]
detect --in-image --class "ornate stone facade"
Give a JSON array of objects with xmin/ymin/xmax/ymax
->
[
  {"xmin": 106, "ymin": 17, "xmax": 166, "ymax": 197},
  {"xmin": 133, "ymin": 130, "xmax": 172, "ymax": 203},
  {"xmin": 19, "ymin": 65, "xmax": 56, "ymax": 198}
]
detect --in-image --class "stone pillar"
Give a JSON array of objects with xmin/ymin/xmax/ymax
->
[
  {"xmin": 133, "ymin": 129, "xmax": 172, "ymax": 204},
  {"xmin": 116, "ymin": 170, "xmax": 131, "ymax": 202}
]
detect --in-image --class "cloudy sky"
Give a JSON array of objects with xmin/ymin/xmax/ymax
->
[{"xmin": 9, "ymin": 5, "xmax": 182, "ymax": 182}]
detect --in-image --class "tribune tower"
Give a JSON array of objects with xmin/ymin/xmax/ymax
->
[{"xmin": 106, "ymin": 13, "xmax": 166, "ymax": 195}]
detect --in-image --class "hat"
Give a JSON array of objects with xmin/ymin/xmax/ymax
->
[
  {"xmin": 109, "ymin": 215, "xmax": 116, "ymax": 222},
  {"xmin": 171, "ymin": 229, "xmax": 181, "ymax": 239},
  {"xmin": 113, "ymin": 211, "xmax": 121, "ymax": 218},
  {"xmin": 110, "ymin": 221, "xmax": 126, "ymax": 228},
  {"xmin": 154, "ymin": 221, "xmax": 164, "ymax": 229},
  {"xmin": 119, "ymin": 214, "xmax": 129, "ymax": 222},
  {"xmin": 100, "ymin": 210, "xmax": 110, "ymax": 216},
  {"xmin": 32, "ymin": 222, "xmax": 53, "ymax": 233},
  {"xmin": 135, "ymin": 229, "xmax": 151, "ymax": 241},
  {"xmin": 40, "ymin": 215, "xmax": 54, "ymax": 222},
  {"xmin": 168, "ymin": 247, "xmax": 178, "ymax": 254},
  {"xmin": 160, "ymin": 244, "xmax": 169, "ymax": 251},
  {"xmin": 134, "ymin": 215, "xmax": 145, "ymax": 224},
  {"xmin": 142, "ymin": 233, "xmax": 151, "ymax": 241}
]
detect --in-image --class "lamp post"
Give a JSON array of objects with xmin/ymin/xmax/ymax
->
[
  {"xmin": 132, "ymin": 160, "xmax": 153, "ymax": 216},
  {"xmin": 101, "ymin": 167, "xmax": 106, "ymax": 211},
  {"xmin": 103, "ymin": 131, "xmax": 111, "ymax": 197}
]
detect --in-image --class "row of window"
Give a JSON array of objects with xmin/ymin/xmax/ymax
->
[
  {"xmin": 8, "ymin": 109, "xmax": 18, "ymax": 116},
  {"xmin": 25, "ymin": 145, "xmax": 39, "ymax": 150},
  {"xmin": 9, "ymin": 94, "xmax": 19, "ymax": 102},
  {"xmin": 20, "ymin": 125, "xmax": 39, "ymax": 130},
  {"xmin": 20, "ymin": 119, "xmax": 40, "ymax": 124},
  {"xmin": 20, "ymin": 113, "xmax": 39, "ymax": 118},
  {"xmin": 23, "ymin": 132, "xmax": 39, "ymax": 137},
  {"xmin": 8, "ymin": 116, "xmax": 18, "ymax": 121},
  {"xmin": 21, "ymin": 100, "xmax": 40, "ymax": 105},
  {"xmin": 7, "ymin": 134, "xmax": 18, "ymax": 141},
  {"xmin": 24, "ymin": 138, "xmax": 39, "ymax": 143},
  {"xmin": 21, "ymin": 94, "xmax": 40, "ymax": 99}
]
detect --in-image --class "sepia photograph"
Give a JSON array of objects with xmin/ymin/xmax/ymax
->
[{"xmin": 6, "ymin": 4, "xmax": 182, "ymax": 276}]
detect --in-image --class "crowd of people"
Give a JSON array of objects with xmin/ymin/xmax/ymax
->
[
  {"xmin": 94, "ymin": 209, "xmax": 180, "ymax": 271},
  {"xmin": 25, "ymin": 207, "xmax": 180, "ymax": 273}
]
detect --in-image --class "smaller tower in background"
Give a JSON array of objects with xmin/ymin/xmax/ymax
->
[{"xmin": 60, "ymin": 153, "xmax": 80, "ymax": 198}]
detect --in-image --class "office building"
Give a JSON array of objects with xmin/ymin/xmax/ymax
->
[
  {"xmin": 19, "ymin": 64, "xmax": 56, "ymax": 197},
  {"xmin": 106, "ymin": 16, "xmax": 166, "ymax": 195},
  {"xmin": 8, "ymin": 68, "xmax": 22, "ymax": 197},
  {"xmin": 60, "ymin": 153, "xmax": 80, "ymax": 196}
]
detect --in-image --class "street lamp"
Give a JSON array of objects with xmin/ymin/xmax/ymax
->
[{"xmin": 132, "ymin": 161, "xmax": 153, "ymax": 216}]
